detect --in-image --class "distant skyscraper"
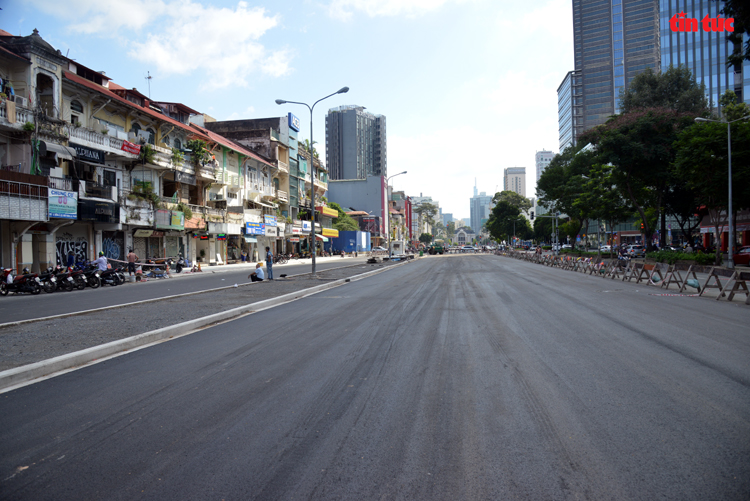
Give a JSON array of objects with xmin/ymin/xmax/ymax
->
[
  {"xmin": 470, "ymin": 190, "xmax": 492, "ymax": 234},
  {"xmin": 325, "ymin": 105, "xmax": 387, "ymax": 180},
  {"xmin": 535, "ymin": 150, "xmax": 555, "ymax": 182},
  {"xmin": 504, "ymin": 167, "xmax": 526, "ymax": 198},
  {"xmin": 660, "ymin": 0, "xmax": 750, "ymax": 107},
  {"xmin": 557, "ymin": 69, "xmax": 582, "ymax": 150},
  {"xmin": 573, "ymin": 0, "xmax": 660, "ymax": 132}
]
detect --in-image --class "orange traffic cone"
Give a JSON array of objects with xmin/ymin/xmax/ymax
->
[{"xmin": 197, "ymin": 261, "xmax": 202, "ymax": 272}]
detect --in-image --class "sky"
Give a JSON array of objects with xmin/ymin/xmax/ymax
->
[{"xmin": 3, "ymin": 0, "xmax": 573, "ymax": 220}]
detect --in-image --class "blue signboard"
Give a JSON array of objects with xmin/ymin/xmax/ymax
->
[
  {"xmin": 288, "ymin": 112, "xmax": 301, "ymax": 132},
  {"xmin": 264, "ymin": 215, "xmax": 277, "ymax": 227},
  {"xmin": 246, "ymin": 222, "xmax": 265, "ymax": 235}
]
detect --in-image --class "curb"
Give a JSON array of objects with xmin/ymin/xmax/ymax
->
[
  {"xmin": 0, "ymin": 259, "xmax": 411, "ymax": 393},
  {"xmin": 0, "ymin": 261, "xmax": 379, "ymax": 330}
]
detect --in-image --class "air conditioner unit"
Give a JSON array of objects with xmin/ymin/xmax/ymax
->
[{"xmin": 13, "ymin": 96, "xmax": 27, "ymax": 108}]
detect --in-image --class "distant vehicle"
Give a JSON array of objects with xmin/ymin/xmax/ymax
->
[
  {"xmin": 733, "ymin": 246, "xmax": 750, "ymax": 266},
  {"xmin": 371, "ymin": 246, "xmax": 387, "ymax": 252},
  {"xmin": 428, "ymin": 243, "xmax": 444, "ymax": 255},
  {"xmin": 529, "ymin": 245, "xmax": 537, "ymax": 252},
  {"xmin": 562, "ymin": 244, "xmax": 572, "ymax": 250},
  {"xmin": 461, "ymin": 245, "xmax": 475, "ymax": 252},
  {"xmin": 626, "ymin": 244, "xmax": 646, "ymax": 258},
  {"xmin": 600, "ymin": 245, "xmax": 612, "ymax": 252}
]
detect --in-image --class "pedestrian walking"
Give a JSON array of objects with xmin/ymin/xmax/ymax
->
[
  {"xmin": 265, "ymin": 246, "xmax": 274, "ymax": 280},
  {"xmin": 127, "ymin": 248, "xmax": 138, "ymax": 276}
]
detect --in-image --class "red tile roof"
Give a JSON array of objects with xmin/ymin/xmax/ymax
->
[
  {"xmin": 62, "ymin": 70, "xmax": 271, "ymax": 167},
  {"xmin": 0, "ymin": 29, "xmax": 14, "ymax": 37}
]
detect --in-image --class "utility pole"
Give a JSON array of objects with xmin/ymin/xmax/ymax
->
[{"xmin": 145, "ymin": 71, "xmax": 152, "ymax": 99}]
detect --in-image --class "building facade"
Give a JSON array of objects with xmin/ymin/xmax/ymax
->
[
  {"xmin": 557, "ymin": 69, "xmax": 583, "ymax": 150},
  {"xmin": 469, "ymin": 188, "xmax": 492, "ymax": 235},
  {"xmin": 503, "ymin": 167, "xmax": 526, "ymax": 198},
  {"xmin": 573, "ymin": 0, "xmax": 660, "ymax": 132},
  {"xmin": 659, "ymin": 0, "xmax": 750, "ymax": 107},
  {"xmin": 535, "ymin": 150, "xmax": 555, "ymax": 182},
  {"xmin": 325, "ymin": 105, "xmax": 386, "ymax": 180}
]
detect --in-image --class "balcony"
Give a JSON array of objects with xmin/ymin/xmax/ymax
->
[
  {"xmin": 69, "ymin": 126, "xmax": 139, "ymax": 159},
  {"xmin": 80, "ymin": 181, "xmax": 117, "ymax": 201},
  {"xmin": 277, "ymin": 160, "xmax": 289, "ymax": 174},
  {"xmin": 213, "ymin": 171, "xmax": 229, "ymax": 185},
  {"xmin": 0, "ymin": 101, "xmax": 34, "ymax": 131},
  {"xmin": 196, "ymin": 164, "xmax": 216, "ymax": 181},
  {"xmin": 227, "ymin": 174, "xmax": 241, "ymax": 191},
  {"xmin": 0, "ymin": 170, "xmax": 48, "ymax": 221},
  {"xmin": 48, "ymin": 177, "xmax": 73, "ymax": 191},
  {"xmin": 276, "ymin": 189, "xmax": 289, "ymax": 203}
]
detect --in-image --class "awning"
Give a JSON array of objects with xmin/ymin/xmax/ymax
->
[
  {"xmin": 251, "ymin": 200, "xmax": 277, "ymax": 209},
  {"xmin": 244, "ymin": 236, "xmax": 257, "ymax": 243},
  {"xmin": 44, "ymin": 142, "xmax": 76, "ymax": 161},
  {"xmin": 133, "ymin": 229, "xmax": 153, "ymax": 237},
  {"xmin": 315, "ymin": 234, "xmax": 329, "ymax": 242}
]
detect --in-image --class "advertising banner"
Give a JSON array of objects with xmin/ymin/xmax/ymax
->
[
  {"xmin": 48, "ymin": 189, "xmax": 78, "ymax": 219},
  {"xmin": 121, "ymin": 140, "xmax": 141, "ymax": 155},
  {"xmin": 246, "ymin": 222, "xmax": 265, "ymax": 235},
  {"xmin": 302, "ymin": 221, "xmax": 311, "ymax": 233},
  {"xmin": 264, "ymin": 215, "xmax": 277, "ymax": 227}
]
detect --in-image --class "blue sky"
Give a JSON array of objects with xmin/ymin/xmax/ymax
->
[{"xmin": 4, "ymin": 0, "xmax": 573, "ymax": 220}]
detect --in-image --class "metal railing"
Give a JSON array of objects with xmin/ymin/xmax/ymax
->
[{"xmin": 48, "ymin": 177, "xmax": 73, "ymax": 191}]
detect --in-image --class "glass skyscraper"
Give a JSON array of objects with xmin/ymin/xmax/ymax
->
[
  {"xmin": 660, "ymin": 0, "xmax": 750, "ymax": 109},
  {"xmin": 573, "ymin": 0, "xmax": 660, "ymax": 133},
  {"xmin": 325, "ymin": 105, "xmax": 387, "ymax": 180}
]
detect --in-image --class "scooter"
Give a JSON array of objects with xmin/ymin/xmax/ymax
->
[
  {"xmin": 0, "ymin": 268, "xmax": 42, "ymax": 296},
  {"xmin": 175, "ymin": 256, "xmax": 187, "ymax": 273},
  {"xmin": 38, "ymin": 266, "xmax": 59, "ymax": 293}
]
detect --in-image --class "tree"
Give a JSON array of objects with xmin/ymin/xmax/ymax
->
[
  {"xmin": 533, "ymin": 217, "xmax": 553, "ymax": 243},
  {"xmin": 301, "ymin": 139, "xmax": 319, "ymax": 159},
  {"xmin": 536, "ymin": 145, "xmax": 596, "ymax": 244},
  {"xmin": 414, "ymin": 202, "xmax": 438, "ymax": 225},
  {"xmin": 485, "ymin": 201, "xmax": 522, "ymax": 244},
  {"xmin": 582, "ymin": 108, "xmax": 697, "ymax": 250},
  {"xmin": 674, "ymin": 116, "xmax": 750, "ymax": 263},
  {"xmin": 714, "ymin": 0, "xmax": 750, "ymax": 67},
  {"xmin": 328, "ymin": 201, "xmax": 360, "ymax": 232},
  {"xmin": 619, "ymin": 66, "xmax": 708, "ymax": 115},
  {"xmin": 419, "ymin": 233, "xmax": 433, "ymax": 244},
  {"xmin": 446, "ymin": 221, "xmax": 456, "ymax": 239},
  {"xmin": 492, "ymin": 190, "xmax": 532, "ymax": 212}
]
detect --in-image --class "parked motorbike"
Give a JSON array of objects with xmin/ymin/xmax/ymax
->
[
  {"xmin": 175, "ymin": 256, "xmax": 187, "ymax": 273},
  {"xmin": 0, "ymin": 268, "xmax": 42, "ymax": 296},
  {"xmin": 38, "ymin": 266, "xmax": 59, "ymax": 293},
  {"xmin": 80, "ymin": 264, "xmax": 102, "ymax": 289},
  {"xmin": 99, "ymin": 266, "xmax": 121, "ymax": 286},
  {"xmin": 54, "ymin": 265, "xmax": 77, "ymax": 292}
]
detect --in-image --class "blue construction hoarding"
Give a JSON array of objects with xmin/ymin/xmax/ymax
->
[{"xmin": 329, "ymin": 231, "xmax": 370, "ymax": 253}]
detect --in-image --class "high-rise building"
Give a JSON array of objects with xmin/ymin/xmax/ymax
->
[
  {"xmin": 325, "ymin": 105, "xmax": 387, "ymax": 180},
  {"xmin": 573, "ymin": 0, "xmax": 660, "ymax": 133},
  {"xmin": 504, "ymin": 167, "xmax": 526, "ymax": 198},
  {"xmin": 469, "ymin": 191, "xmax": 492, "ymax": 235},
  {"xmin": 535, "ymin": 150, "xmax": 555, "ymax": 182},
  {"xmin": 660, "ymin": 0, "xmax": 750, "ymax": 108},
  {"xmin": 557, "ymin": 70, "xmax": 583, "ymax": 150}
]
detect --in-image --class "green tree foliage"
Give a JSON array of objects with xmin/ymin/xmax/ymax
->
[
  {"xmin": 492, "ymin": 190, "xmax": 532, "ymax": 212},
  {"xmin": 328, "ymin": 202, "xmax": 360, "ymax": 232},
  {"xmin": 582, "ymin": 108, "xmax": 697, "ymax": 250},
  {"xmin": 446, "ymin": 221, "xmax": 456, "ymax": 239},
  {"xmin": 674, "ymin": 114, "xmax": 750, "ymax": 263},
  {"xmin": 715, "ymin": 0, "xmax": 750, "ymax": 67},
  {"xmin": 419, "ymin": 233, "xmax": 433, "ymax": 244},
  {"xmin": 485, "ymin": 201, "xmax": 531, "ymax": 243},
  {"xmin": 533, "ymin": 217, "xmax": 553, "ymax": 243},
  {"xmin": 619, "ymin": 66, "xmax": 708, "ymax": 115},
  {"xmin": 414, "ymin": 202, "xmax": 438, "ymax": 225}
]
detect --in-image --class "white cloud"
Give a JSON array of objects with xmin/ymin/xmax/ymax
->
[
  {"xmin": 327, "ymin": 0, "xmax": 462, "ymax": 21},
  {"xmin": 224, "ymin": 106, "xmax": 257, "ymax": 121},
  {"xmin": 28, "ymin": 0, "xmax": 290, "ymax": 89}
]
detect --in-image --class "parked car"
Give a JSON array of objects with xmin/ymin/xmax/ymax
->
[
  {"xmin": 371, "ymin": 246, "xmax": 387, "ymax": 252},
  {"xmin": 600, "ymin": 245, "xmax": 612, "ymax": 252},
  {"xmin": 626, "ymin": 244, "xmax": 646, "ymax": 258},
  {"xmin": 562, "ymin": 244, "xmax": 572, "ymax": 250},
  {"xmin": 733, "ymin": 246, "xmax": 750, "ymax": 266}
]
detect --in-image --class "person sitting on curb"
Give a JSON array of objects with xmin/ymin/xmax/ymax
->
[{"xmin": 248, "ymin": 262, "xmax": 265, "ymax": 282}]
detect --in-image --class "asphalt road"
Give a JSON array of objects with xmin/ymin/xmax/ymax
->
[
  {"xmin": 0, "ymin": 257, "xmax": 369, "ymax": 323},
  {"xmin": 1, "ymin": 255, "xmax": 748, "ymax": 500}
]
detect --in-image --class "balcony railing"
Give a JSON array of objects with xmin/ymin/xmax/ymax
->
[
  {"xmin": 277, "ymin": 160, "xmax": 289, "ymax": 174},
  {"xmin": 0, "ymin": 101, "xmax": 34, "ymax": 128},
  {"xmin": 0, "ymin": 172, "xmax": 49, "ymax": 221},
  {"xmin": 276, "ymin": 189, "xmax": 289, "ymax": 203},
  {"xmin": 69, "ymin": 126, "xmax": 139, "ymax": 158},
  {"xmin": 48, "ymin": 177, "xmax": 73, "ymax": 191}
]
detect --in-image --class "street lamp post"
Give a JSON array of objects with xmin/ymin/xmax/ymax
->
[
  {"xmin": 695, "ymin": 114, "xmax": 750, "ymax": 269},
  {"xmin": 276, "ymin": 86, "xmax": 349, "ymax": 276},
  {"xmin": 386, "ymin": 171, "xmax": 407, "ymax": 259}
]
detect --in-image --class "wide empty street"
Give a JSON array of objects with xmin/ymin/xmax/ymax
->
[{"xmin": 1, "ymin": 254, "xmax": 748, "ymax": 500}]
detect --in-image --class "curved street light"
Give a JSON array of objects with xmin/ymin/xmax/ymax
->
[
  {"xmin": 276, "ymin": 87, "xmax": 349, "ymax": 276},
  {"xmin": 694, "ymin": 114, "xmax": 750, "ymax": 269}
]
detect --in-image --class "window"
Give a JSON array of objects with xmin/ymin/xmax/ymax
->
[
  {"xmin": 163, "ymin": 135, "xmax": 170, "ymax": 146},
  {"xmin": 70, "ymin": 100, "xmax": 83, "ymax": 113},
  {"xmin": 174, "ymin": 138, "xmax": 182, "ymax": 150},
  {"xmin": 131, "ymin": 123, "xmax": 141, "ymax": 136},
  {"xmin": 146, "ymin": 128, "xmax": 155, "ymax": 145},
  {"xmin": 103, "ymin": 170, "xmax": 116, "ymax": 187}
]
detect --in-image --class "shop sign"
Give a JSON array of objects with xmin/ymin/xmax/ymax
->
[
  {"xmin": 246, "ymin": 222, "xmax": 265, "ymax": 235},
  {"xmin": 289, "ymin": 237, "xmax": 300, "ymax": 242},
  {"xmin": 292, "ymin": 227, "xmax": 302, "ymax": 234},
  {"xmin": 69, "ymin": 142, "xmax": 105, "ymax": 164},
  {"xmin": 176, "ymin": 171, "xmax": 196, "ymax": 186},
  {"xmin": 48, "ymin": 189, "xmax": 77, "ymax": 219},
  {"xmin": 208, "ymin": 222, "xmax": 228, "ymax": 234},
  {"xmin": 78, "ymin": 199, "xmax": 119, "ymax": 223},
  {"xmin": 134, "ymin": 229, "xmax": 153, "ymax": 237},
  {"xmin": 288, "ymin": 112, "xmax": 301, "ymax": 132},
  {"xmin": 217, "ymin": 233, "xmax": 227, "ymax": 241},
  {"xmin": 121, "ymin": 140, "xmax": 141, "ymax": 155},
  {"xmin": 264, "ymin": 225, "xmax": 277, "ymax": 237},
  {"xmin": 302, "ymin": 221, "xmax": 311, "ymax": 233},
  {"xmin": 264, "ymin": 215, "xmax": 277, "ymax": 227},
  {"xmin": 227, "ymin": 223, "xmax": 242, "ymax": 235}
]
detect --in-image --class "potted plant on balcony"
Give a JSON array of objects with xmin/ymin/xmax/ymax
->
[
  {"xmin": 171, "ymin": 147, "xmax": 184, "ymax": 167},
  {"xmin": 139, "ymin": 144, "xmax": 156, "ymax": 165}
]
